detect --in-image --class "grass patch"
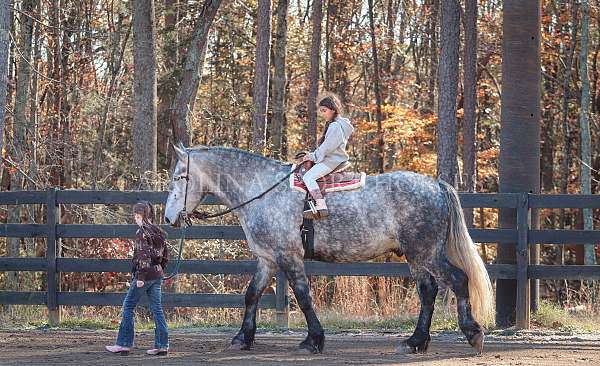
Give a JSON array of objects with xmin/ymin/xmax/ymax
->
[
  {"xmin": 533, "ymin": 301, "xmax": 600, "ymax": 333},
  {"xmin": 4, "ymin": 301, "xmax": 600, "ymax": 334}
]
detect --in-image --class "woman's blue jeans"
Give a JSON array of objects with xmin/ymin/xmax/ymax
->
[{"xmin": 116, "ymin": 277, "xmax": 169, "ymax": 349}]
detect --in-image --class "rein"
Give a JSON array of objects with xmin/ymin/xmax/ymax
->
[{"xmin": 191, "ymin": 165, "xmax": 302, "ymax": 220}]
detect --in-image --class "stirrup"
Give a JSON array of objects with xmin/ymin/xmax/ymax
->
[
  {"xmin": 303, "ymin": 200, "xmax": 318, "ymax": 219},
  {"xmin": 317, "ymin": 208, "xmax": 329, "ymax": 218}
]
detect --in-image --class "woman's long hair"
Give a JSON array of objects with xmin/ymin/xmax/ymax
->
[
  {"xmin": 317, "ymin": 93, "xmax": 344, "ymax": 145},
  {"xmin": 133, "ymin": 201, "xmax": 167, "ymax": 246}
]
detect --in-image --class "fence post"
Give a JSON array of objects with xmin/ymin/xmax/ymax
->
[
  {"xmin": 47, "ymin": 188, "xmax": 60, "ymax": 326},
  {"xmin": 275, "ymin": 271, "xmax": 289, "ymax": 328},
  {"xmin": 515, "ymin": 192, "xmax": 530, "ymax": 329}
]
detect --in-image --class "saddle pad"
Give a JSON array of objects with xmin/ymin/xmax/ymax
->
[{"xmin": 289, "ymin": 164, "xmax": 366, "ymax": 194}]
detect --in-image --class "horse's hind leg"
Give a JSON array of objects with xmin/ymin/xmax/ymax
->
[
  {"xmin": 230, "ymin": 257, "xmax": 277, "ymax": 350},
  {"xmin": 435, "ymin": 258, "xmax": 484, "ymax": 353},
  {"xmin": 277, "ymin": 255, "xmax": 324, "ymax": 354},
  {"xmin": 398, "ymin": 266, "xmax": 438, "ymax": 354}
]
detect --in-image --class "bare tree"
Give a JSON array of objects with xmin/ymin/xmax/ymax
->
[
  {"xmin": 7, "ymin": 0, "xmax": 37, "ymax": 291},
  {"xmin": 427, "ymin": 0, "xmax": 439, "ymax": 110},
  {"xmin": 579, "ymin": 0, "xmax": 595, "ymax": 265},
  {"xmin": 308, "ymin": 0, "xmax": 323, "ymax": 148},
  {"xmin": 92, "ymin": 18, "xmax": 131, "ymax": 189},
  {"xmin": 0, "ymin": 0, "xmax": 11, "ymax": 159},
  {"xmin": 271, "ymin": 0, "xmax": 289, "ymax": 159},
  {"xmin": 132, "ymin": 0, "xmax": 158, "ymax": 186},
  {"xmin": 251, "ymin": 0, "xmax": 272, "ymax": 153},
  {"xmin": 157, "ymin": 0, "xmax": 179, "ymax": 169},
  {"xmin": 171, "ymin": 0, "xmax": 222, "ymax": 148},
  {"xmin": 367, "ymin": 0, "xmax": 384, "ymax": 173},
  {"xmin": 462, "ymin": 0, "xmax": 477, "ymax": 224}
]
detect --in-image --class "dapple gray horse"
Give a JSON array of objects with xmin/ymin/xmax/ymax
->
[{"xmin": 164, "ymin": 144, "xmax": 493, "ymax": 354}]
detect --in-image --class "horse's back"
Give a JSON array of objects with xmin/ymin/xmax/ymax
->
[{"xmin": 312, "ymin": 170, "xmax": 448, "ymax": 262}]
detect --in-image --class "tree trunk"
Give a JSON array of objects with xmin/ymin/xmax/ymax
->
[
  {"xmin": 0, "ymin": 0, "xmax": 11, "ymax": 158},
  {"xmin": 428, "ymin": 0, "xmax": 439, "ymax": 110},
  {"xmin": 28, "ymin": 6, "xmax": 40, "ymax": 190},
  {"xmin": 579, "ymin": 0, "xmax": 595, "ymax": 265},
  {"xmin": 251, "ymin": 0, "xmax": 272, "ymax": 154},
  {"xmin": 307, "ymin": 0, "xmax": 323, "ymax": 149},
  {"xmin": 436, "ymin": 0, "xmax": 460, "ymax": 186},
  {"xmin": 47, "ymin": 0, "xmax": 62, "ymax": 187},
  {"xmin": 559, "ymin": 1, "xmax": 579, "ymax": 264},
  {"xmin": 367, "ymin": 0, "xmax": 384, "ymax": 173},
  {"xmin": 59, "ymin": 3, "xmax": 76, "ymax": 188},
  {"xmin": 497, "ymin": 0, "xmax": 541, "ymax": 327},
  {"xmin": 132, "ymin": 0, "xmax": 158, "ymax": 187},
  {"xmin": 170, "ymin": 0, "xmax": 222, "ymax": 149},
  {"xmin": 7, "ymin": 0, "xmax": 37, "ymax": 291},
  {"xmin": 157, "ymin": 0, "xmax": 179, "ymax": 170},
  {"xmin": 462, "ymin": 0, "xmax": 477, "ymax": 226},
  {"xmin": 560, "ymin": 0, "xmax": 578, "ymax": 204},
  {"xmin": 383, "ymin": 0, "xmax": 400, "ymax": 104},
  {"xmin": 271, "ymin": 0, "xmax": 289, "ymax": 159}
]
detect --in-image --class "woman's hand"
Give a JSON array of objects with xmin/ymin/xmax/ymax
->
[
  {"xmin": 302, "ymin": 154, "xmax": 312, "ymax": 162},
  {"xmin": 136, "ymin": 280, "xmax": 145, "ymax": 288}
]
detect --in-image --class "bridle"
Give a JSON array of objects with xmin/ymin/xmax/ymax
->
[{"xmin": 165, "ymin": 149, "xmax": 302, "ymax": 280}]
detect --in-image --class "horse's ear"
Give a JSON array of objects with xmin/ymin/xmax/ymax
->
[{"xmin": 172, "ymin": 143, "xmax": 187, "ymax": 162}]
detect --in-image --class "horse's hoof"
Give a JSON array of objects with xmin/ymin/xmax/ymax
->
[
  {"xmin": 294, "ymin": 347, "xmax": 315, "ymax": 355},
  {"xmin": 226, "ymin": 343, "xmax": 242, "ymax": 351},
  {"xmin": 298, "ymin": 339, "xmax": 323, "ymax": 354},
  {"xmin": 226, "ymin": 342, "xmax": 248, "ymax": 351},
  {"xmin": 470, "ymin": 331, "xmax": 484, "ymax": 355},
  {"xmin": 396, "ymin": 341, "xmax": 417, "ymax": 354}
]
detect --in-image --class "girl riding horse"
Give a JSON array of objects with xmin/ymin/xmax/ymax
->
[{"xmin": 301, "ymin": 94, "xmax": 354, "ymax": 219}]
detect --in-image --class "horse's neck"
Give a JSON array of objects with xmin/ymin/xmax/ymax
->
[{"xmin": 200, "ymin": 152, "xmax": 288, "ymax": 208}]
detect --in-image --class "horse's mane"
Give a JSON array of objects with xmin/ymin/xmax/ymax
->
[{"xmin": 187, "ymin": 145, "xmax": 291, "ymax": 167}]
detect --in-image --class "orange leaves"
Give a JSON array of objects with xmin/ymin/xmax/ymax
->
[
  {"xmin": 349, "ymin": 104, "xmax": 438, "ymax": 175},
  {"xmin": 477, "ymin": 146, "xmax": 499, "ymax": 161}
]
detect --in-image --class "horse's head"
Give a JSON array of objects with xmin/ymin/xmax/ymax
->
[{"xmin": 164, "ymin": 143, "xmax": 209, "ymax": 227}]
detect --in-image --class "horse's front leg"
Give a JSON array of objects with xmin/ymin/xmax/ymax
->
[
  {"xmin": 229, "ymin": 257, "xmax": 277, "ymax": 350},
  {"xmin": 278, "ymin": 255, "xmax": 325, "ymax": 353},
  {"xmin": 398, "ymin": 266, "xmax": 438, "ymax": 353}
]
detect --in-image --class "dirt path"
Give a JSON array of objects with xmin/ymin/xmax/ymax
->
[{"xmin": 0, "ymin": 328, "xmax": 598, "ymax": 365}]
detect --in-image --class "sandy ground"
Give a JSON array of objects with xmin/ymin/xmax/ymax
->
[{"xmin": 0, "ymin": 327, "xmax": 598, "ymax": 365}]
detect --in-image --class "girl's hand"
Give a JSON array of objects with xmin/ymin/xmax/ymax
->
[
  {"xmin": 302, "ymin": 154, "xmax": 311, "ymax": 162},
  {"xmin": 136, "ymin": 280, "xmax": 144, "ymax": 288}
]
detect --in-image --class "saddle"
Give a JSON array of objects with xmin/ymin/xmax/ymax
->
[
  {"xmin": 290, "ymin": 160, "xmax": 366, "ymax": 196},
  {"xmin": 291, "ymin": 154, "xmax": 366, "ymax": 260}
]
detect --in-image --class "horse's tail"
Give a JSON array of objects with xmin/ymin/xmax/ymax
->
[{"xmin": 439, "ymin": 180, "xmax": 495, "ymax": 327}]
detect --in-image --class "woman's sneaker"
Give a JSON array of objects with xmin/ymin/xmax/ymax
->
[
  {"xmin": 146, "ymin": 348, "xmax": 168, "ymax": 356},
  {"xmin": 105, "ymin": 345, "xmax": 131, "ymax": 355}
]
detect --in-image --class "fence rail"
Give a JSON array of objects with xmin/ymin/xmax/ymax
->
[{"xmin": 1, "ymin": 189, "xmax": 599, "ymax": 329}]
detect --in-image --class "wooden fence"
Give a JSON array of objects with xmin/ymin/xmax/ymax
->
[{"xmin": 1, "ymin": 189, "xmax": 600, "ymax": 329}]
